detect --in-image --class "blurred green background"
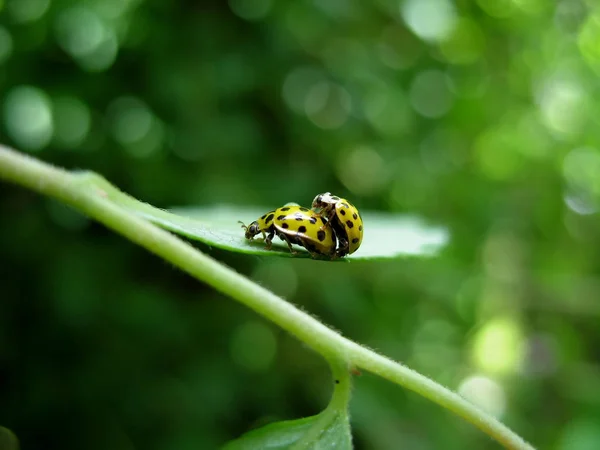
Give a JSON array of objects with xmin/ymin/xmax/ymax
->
[{"xmin": 2, "ymin": 0, "xmax": 600, "ymax": 449}]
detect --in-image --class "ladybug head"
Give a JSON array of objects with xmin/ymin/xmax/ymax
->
[
  {"xmin": 312, "ymin": 192, "xmax": 338, "ymax": 210},
  {"xmin": 240, "ymin": 221, "xmax": 261, "ymax": 239}
]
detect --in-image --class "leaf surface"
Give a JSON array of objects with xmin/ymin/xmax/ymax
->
[
  {"xmin": 115, "ymin": 195, "xmax": 449, "ymax": 260},
  {"xmin": 0, "ymin": 427, "xmax": 18, "ymax": 450},
  {"xmin": 223, "ymin": 410, "xmax": 352, "ymax": 450}
]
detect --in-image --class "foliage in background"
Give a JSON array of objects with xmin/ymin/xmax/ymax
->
[{"xmin": 1, "ymin": 0, "xmax": 600, "ymax": 449}]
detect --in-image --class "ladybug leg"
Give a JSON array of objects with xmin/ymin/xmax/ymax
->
[
  {"xmin": 328, "ymin": 228, "xmax": 339, "ymax": 260},
  {"xmin": 278, "ymin": 233, "xmax": 298, "ymax": 255},
  {"xmin": 304, "ymin": 243, "xmax": 321, "ymax": 259},
  {"xmin": 264, "ymin": 229, "xmax": 275, "ymax": 250},
  {"xmin": 327, "ymin": 209, "xmax": 337, "ymax": 222},
  {"xmin": 336, "ymin": 236, "xmax": 349, "ymax": 258}
]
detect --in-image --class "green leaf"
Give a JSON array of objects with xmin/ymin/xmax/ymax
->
[
  {"xmin": 0, "ymin": 427, "xmax": 19, "ymax": 450},
  {"xmin": 119, "ymin": 198, "xmax": 449, "ymax": 260},
  {"xmin": 223, "ymin": 410, "xmax": 351, "ymax": 450}
]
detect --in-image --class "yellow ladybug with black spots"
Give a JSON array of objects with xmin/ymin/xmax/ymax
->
[
  {"xmin": 311, "ymin": 192, "xmax": 363, "ymax": 257},
  {"xmin": 239, "ymin": 205, "xmax": 337, "ymax": 259}
]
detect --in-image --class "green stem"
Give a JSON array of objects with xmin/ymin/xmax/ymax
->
[
  {"xmin": 327, "ymin": 358, "xmax": 353, "ymax": 412},
  {"xmin": 291, "ymin": 358, "xmax": 353, "ymax": 450},
  {"xmin": 0, "ymin": 145, "xmax": 535, "ymax": 450}
]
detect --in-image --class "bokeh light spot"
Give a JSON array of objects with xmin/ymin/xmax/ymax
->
[
  {"xmin": 446, "ymin": 65, "xmax": 490, "ymax": 98},
  {"xmin": 229, "ymin": 0, "xmax": 272, "ymax": 21},
  {"xmin": 562, "ymin": 147, "xmax": 600, "ymax": 215},
  {"xmin": 315, "ymin": 0, "xmax": 361, "ymax": 19},
  {"xmin": 364, "ymin": 83, "xmax": 412, "ymax": 138},
  {"xmin": 304, "ymin": 81, "xmax": 352, "ymax": 129},
  {"xmin": 477, "ymin": 0, "xmax": 515, "ymax": 18},
  {"xmin": 337, "ymin": 146, "xmax": 389, "ymax": 196},
  {"xmin": 377, "ymin": 26, "xmax": 422, "ymax": 70},
  {"xmin": 55, "ymin": 6, "xmax": 119, "ymax": 72},
  {"xmin": 230, "ymin": 321, "xmax": 277, "ymax": 373},
  {"xmin": 511, "ymin": 0, "xmax": 547, "ymax": 14},
  {"xmin": 0, "ymin": 26, "xmax": 14, "ymax": 64},
  {"xmin": 282, "ymin": 67, "xmax": 325, "ymax": 114},
  {"xmin": 555, "ymin": 1, "xmax": 587, "ymax": 34},
  {"xmin": 56, "ymin": 7, "xmax": 106, "ymax": 58},
  {"xmin": 109, "ymin": 97, "xmax": 152, "ymax": 144},
  {"xmin": 537, "ymin": 76, "xmax": 587, "ymax": 137},
  {"xmin": 400, "ymin": 0, "xmax": 457, "ymax": 43},
  {"xmin": 563, "ymin": 193, "xmax": 597, "ymax": 216},
  {"xmin": 557, "ymin": 418, "xmax": 600, "ymax": 450},
  {"xmin": 53, "ymin": 96, "xmax": 91, "ymax": 149},
  {"xmin": 285, "ymin": 2, "xmax": 329, "ymax": 49},
  {"xmin": 6, "ymin": 0, "xmax": 50, "ymax": 23},
  {"xmin": 482, "ymin": 231, "xmax": 524, "ymax": 285},
  {"xmin": 77, "ymin": 30, "xmax": 118, "ymax": 72},
  {"xmin": 513, "ymin": 110, "xmax": 550, "ymax": 159},
  {"xmin": 4, "ymin": 85, "xmax": 53, "ymax": 151},
  {"xmin": 409, "ymin": 70, "xmax": 453, "ymax": 118},
  {"xmin": 439, "ymin": 18, "xmax": 485, "ymax": 65},
  {"xmin": 522, "ymin": 334, "xmax": 558, "ymax": 378},
  {"xmin": 474, "ymin": 127, "xmax": 524, "ymax": 180},
  {"xmin": 94, "ymin": 0, "xmax": 137, "ymax": 19},
  {"xmin": 412, "ymin": 319, "xmax": 459, "ymax": 368},
  {"xmin": 321, "ymin": 38, "xmax": 370, "ymax": 80},
  {"xmin": 420, "ymin": 126, "xmax": 464, "ymax": 174},
  {"xmin": 471, "ymin": 316, "xmax": 524, "ymax": 375},
  {"xmin": 578, "ymin": 12, "xmax": 600, "ymax": 75},
  {"xmin": 107, "ymin": 96, "xmax": 163, "ymax": 158},
  {"xmin": 458, "ymin": 375, "xmax": 506, "ymax": 418}
]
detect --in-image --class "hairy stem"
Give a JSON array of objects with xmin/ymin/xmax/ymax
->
[{"xmin": 0, "ymin": 145, "xmax": 534, "ymax": 450}]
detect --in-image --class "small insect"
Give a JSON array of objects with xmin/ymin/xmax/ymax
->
[
  {"xmin": 239, "ymin": 205, "xmax": 337, "ymax": 259},
  {"xmin": 311, "ymin": 192, "xmax": 363, "ymax": 257}
]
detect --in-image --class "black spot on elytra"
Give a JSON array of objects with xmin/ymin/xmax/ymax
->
[
  {"xmin": 317, "ymin": 230, "xmax": 326, "ymax": 241},
  {"xmin": 261, "ymin": 214, "xmax": 267, "ymax": 220},
  {"xmin": 352, "ymin": 238, "xmax": 359, "ymax": 244},
  {"xmin": 340, "ymin": 209, "xmax": 346, "ymax": 215},
  {"xmin": 299, "ymin": 207, "xmax": 309, "ymax": 212},
  {"xmin": 346, "ymin": 220, "xmax": 354, "ymax": 228},
  {"xmin": 320, "ymin": 216, "xmax": 327, "ymax": 224},
  {"xmin": 359, "ymin": 225, "xmax": 363, "ymax": 231},
  {"xmin": 277, "ymin": 215, "xmax": 286, "ymax": 221},
  {"xmin": 309, "ymin": 217, "xmax": 317, "ymax": 224},
  {"xmin": 280, "ymin": 207, "xmax": 290, "ymax": 211},
  {"xmin": 298, "ymin": 225, "xmax": 307, "ymax": 233},
  {"xmin": 281, "ymin": 222, "xmax": 289, "ymax": 229},
  {"xmin": 295, "ymin": 214, "xmax": 303, "ymax": 221},
  {"xmin": 265, "ymin": 214, "xmax": 274, "ymax": 224},
  {"xmin": 341, "ymin": 202, "xmax": 350, "ymax": 208},
  {"xmin": 353, "ymin": 213, "xmax": 358, "ymax": 220}
]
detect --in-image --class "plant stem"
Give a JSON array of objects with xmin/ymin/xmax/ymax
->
[
  {"xmin": 0, "ymin": 145, "xmax": 535, "ymax": 450},
  {"xmin": 291, "ymin": 359, "xmax": 353, "ymax": 449},
  {"xmin": 327, "ymin": 357, "xmax": 353, "ymax": 412}
]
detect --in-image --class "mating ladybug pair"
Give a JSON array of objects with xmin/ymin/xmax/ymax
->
[{"xmin": 239, "ymin": 193, "xmax": 363, "ymax": 260}]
